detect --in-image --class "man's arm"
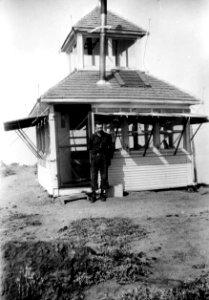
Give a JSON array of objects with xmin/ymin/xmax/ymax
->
[{"xmin": 106, "ymin": 133, "xmax": 114, "ymax": 165}]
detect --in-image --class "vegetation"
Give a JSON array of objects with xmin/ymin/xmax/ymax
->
[
  {"xmin": 2, "ymin": 218, "xmax": 151, "ymax": 299},
  {"xmin": 2, "ymin": 217, "xmax": 209, "ymax": 300}
]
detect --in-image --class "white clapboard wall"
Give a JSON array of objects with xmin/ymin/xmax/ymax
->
[{"xmin": 108, "ymin": 149, "xmax": 193, "ymax": 191}]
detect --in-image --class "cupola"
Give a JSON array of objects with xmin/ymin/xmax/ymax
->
[{"xmin": 61, "ymin": 4, "xmax": 147, "ymax": 73}]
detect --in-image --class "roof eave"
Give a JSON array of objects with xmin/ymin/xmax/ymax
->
[
  {"xmin": 29, "ymin": 99, "xmax": 41, "ymax": 117},
  {"xmin": 60, "ymin": 28, "xmax": 76, "ymax": 53},
  {"xmin": 4, "ymin": 115, "xmax": 48, "ymax": 131},
  {"xmin": 40, "ymin": 97, "xmax": 200, "ymax": 106},
  {"xmin": 74, "ymin": 27, "xmax": 147, "ymax": 38},
  {"xmin": 61, "ymin": 28, "xmax": 147, "ymax": 53}
]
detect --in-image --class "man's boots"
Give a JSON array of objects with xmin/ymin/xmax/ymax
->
[
  {"xmin": 100, "ymin": 190, "xmax": 107, "ymax": 201},
  {"xmin": 89, "ymin": 191, "xmax": 97, "ymax": 203}
]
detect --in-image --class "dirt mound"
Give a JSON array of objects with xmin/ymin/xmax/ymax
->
[{"xmin": 1, "ymin": 217, "xmax": 153, "ymax": 300}]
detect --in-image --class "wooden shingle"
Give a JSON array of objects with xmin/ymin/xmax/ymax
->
[
  {"xmin": 74, "ymin": 6, "xmax": 146, "ymax": 35},
  {"xmin": 40, "ymin": 70, "xmax": 199, "ymax": 104}
]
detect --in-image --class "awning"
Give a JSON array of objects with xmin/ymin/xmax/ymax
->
[
  {"xmin": 94, "ymin": 112, "xmax": 209, "ymax": 125},
  {"xmin": 4, "ymin": 115, "xmax": 48, "ymax": 131}
]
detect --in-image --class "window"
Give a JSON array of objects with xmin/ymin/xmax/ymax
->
[
  {"xmin": 113, "ymin": 39, "xmax": 135, "ymax": 68},
  {"xmin": 97, "ymin": 118, "xmax": 154, "ymax": 151},
  {"xmin": 128, "ymin": 122, "xmax": 153, "ymax": 150},
  {"xmin": 83, "ymin": 37, "xmax": 102, "ymax": 67},
  {"xmin": 69, "ymin": 127, "xmax": 88, "ymax": 151},
  {"xmin": 36, "ymin": 118, "xmax": 49, "ymax": 155},
  {"xmin": 159, "ymin": 122, "xmax": 189, "ymax": 151},
  {"xmin": 96, "ymin": 116, "xmax": 190, "ymax": 153},
  {"xmin": 159, "ymin": 124, "xmax": 173, "ymax": 149}
]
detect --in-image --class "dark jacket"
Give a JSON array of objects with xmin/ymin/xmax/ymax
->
[{"xmin": 89, "ymin": 131, "xmax": 113, "ymax": 159}]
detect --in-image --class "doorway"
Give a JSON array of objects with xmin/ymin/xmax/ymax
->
[{"xmin": 56, "ymin": 105, "xmax": 91, "ymax": 187}]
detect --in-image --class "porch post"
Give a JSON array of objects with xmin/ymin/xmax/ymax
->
[
  {"xmin": 153, "ymin": 120, "xmax": 160, "ymax": 148},
  {"xmin": 183, "ymin": 118, "xmax": 191, "ymax": 152},
  {"xmin": 77, "ymin": 33, "xmax": 84, "ymax": 69},
  {"xmin": 49, "ymin": 106, "xmax": 59, "ymax": 194},
  {"xmin": 107, "ymin": 38, "xmax": 114, "ymax": 68},
  {"xmin": 121, "ymin": 116, "xmax": 129, "ymax": 151}
]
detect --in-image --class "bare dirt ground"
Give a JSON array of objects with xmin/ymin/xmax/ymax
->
[{"xmin": 1, "ymin": 164, "xmax": 209, "ymax": 299}]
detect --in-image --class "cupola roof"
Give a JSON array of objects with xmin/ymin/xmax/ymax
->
[{"xmin": 61, "ymin": 6, "xmax": 147, "ymax": 52}]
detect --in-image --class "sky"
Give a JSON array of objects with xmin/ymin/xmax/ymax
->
[{"xmin": 0, "ymin": 0, "xmax": 209, "ymax": 182}]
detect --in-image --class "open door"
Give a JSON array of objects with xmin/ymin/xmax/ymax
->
[{"xmin": 56, "ymin": 105, "xmax": 91, "ymax": 187}]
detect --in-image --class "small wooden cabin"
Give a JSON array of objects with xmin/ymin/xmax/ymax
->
[{"xmin": 4, "ymin": 3, "xmax": 208, "ymax": 197}]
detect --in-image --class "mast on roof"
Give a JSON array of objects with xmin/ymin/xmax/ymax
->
[{"xmin": 97, "ymin": 0, "xmax": 109, "ymax": 85}]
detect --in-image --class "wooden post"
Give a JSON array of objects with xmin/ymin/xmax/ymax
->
[
  {"xmin": 144, "ymin": 124, "xmax": 149, "ymax": 146},
  {"xmin": 183, "ymin": 118, "xmax": 191, "ymax": 152},
  {"xmin": 77, "ymin": 33, "xmax": 84, "ymax": 69},
  {"xmin": 174, "ymin": 118, "xmax": 189, "ymax": 155},
  {"xmin": 121, "ymin": 116, "xmax": 129, "ymax": 151},
  {"xmin": 91, "ymin": 112, "xmax": 95, "ymax": 134},
  {"xmin": 153, "ymin": 121, "xmax": 160, "ymax": 149},
  {"xmin": 143, "ymin": 124, "xmax": 155, "ymax": 156},
  {"xmin": 133, "ymin": 121, "xmax": 138, "ymax": 150},
  {"xmin": 107, "ymin": 38, "xmax": 114, "ymax": 68},
  {"xmin": 135, "ymin": 38, "xmax": 142, "ymax": 70},
  {"xmin": 49, "ymin": 106, "xmax": 59, "ymax": 190},
  {"xmin": 191, "ymin": 126, "xmax": 198, "ymax": 183}
]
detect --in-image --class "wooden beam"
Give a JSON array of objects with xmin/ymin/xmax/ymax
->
[
  {"xmin": 153, "ymin": 121, "xmax": 160, "ymax": 148},
  {"xmin": 174, "ymin": 118, "xmax": 189, "ymax": 155},
  {"xmin": 121, "ymin": 116, "xmax": 129, "ymax": 151},
  {"xmin": 191, "ymin": 123, "xmax": 202, "ymax": 141},
  {"xmin": 143, "ymin": 123, "xmax": 155, "ymax": 156}
]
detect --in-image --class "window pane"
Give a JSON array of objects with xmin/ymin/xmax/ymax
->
[{"xmin": 69, "ymin": 127, "xmax": 87, "ymax": 151}]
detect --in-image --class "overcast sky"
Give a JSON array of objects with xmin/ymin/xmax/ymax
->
[{"xmin": 0, "ymin": 0, "xmax": 209, "ymax": 181}]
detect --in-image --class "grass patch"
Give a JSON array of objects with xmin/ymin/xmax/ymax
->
[
  {"xmin": 8, "ymin": 214, "xmax": 42, "ymax": 227},
  {"xmin": 2, "ymin": 218, "xmax": 152, "ymax": 300}
]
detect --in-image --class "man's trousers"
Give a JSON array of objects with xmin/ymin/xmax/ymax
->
[{"xmin": 90, "ymin": 153, "xmax": 109, "ymax": 191}]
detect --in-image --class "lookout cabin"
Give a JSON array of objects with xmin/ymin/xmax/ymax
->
[{"xmin": 4, "ymin": 3, "xmax": 208, "ymax": 197}]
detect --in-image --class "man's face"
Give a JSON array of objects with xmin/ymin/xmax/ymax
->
[{"xmin": 96, "ymin": 124, "xmax": 103, "ymax": 133}]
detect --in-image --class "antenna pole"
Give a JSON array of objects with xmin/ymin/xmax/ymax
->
[{"xmin": 98, "ymin": 0, "xmax": 107, "ymax": 84}]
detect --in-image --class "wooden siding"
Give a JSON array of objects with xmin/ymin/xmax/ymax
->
[
  {"xmin": 38, "ymin": 163, "xmax": 53, "ymax": 195},
  {"xmin": 108, "ymin": 149, "xmax": 194, "ymax": 191}
]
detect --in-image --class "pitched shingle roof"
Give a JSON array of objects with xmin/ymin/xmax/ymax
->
[
  {"xmin": 74, "ymin": 6, "xmax": 146, "ymax": 35},
  {"xmin": 61, "ymin": 7, "xmax": 147, "ymax": 51},
  {"xmin": 40, "ymin": 70, "xmax": 199, "ymax": 104}
]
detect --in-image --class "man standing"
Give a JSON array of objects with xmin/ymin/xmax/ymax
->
[{"xmin": 89, "ymin": 122, "xmax": 113, "ymax": 202}]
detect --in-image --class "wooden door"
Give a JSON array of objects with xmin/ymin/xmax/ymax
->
[{"xmin": 56, "ymin": 111, "xmax": 72, "ymax": 185}]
